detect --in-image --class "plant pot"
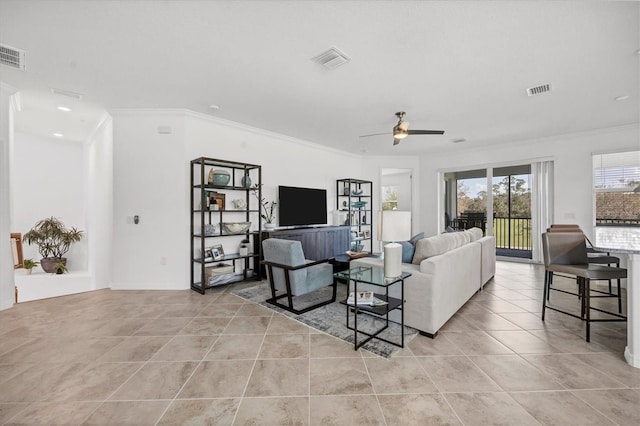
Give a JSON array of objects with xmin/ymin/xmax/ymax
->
[
  {"xmin": 25, "ymin": 268, "xmax": 32, "ymax": 275},
  {"xmin": 40, "ymin": 257, "xmax": 66, "ymax": 273},
  {"xmin": 264, "ymin": 223, "xmax": 275, "ymax": 230}
]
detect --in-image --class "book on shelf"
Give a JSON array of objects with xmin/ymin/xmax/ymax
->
[{"xmin": 346, "ymin": 291, "xmax": 388, "ymax": 306}]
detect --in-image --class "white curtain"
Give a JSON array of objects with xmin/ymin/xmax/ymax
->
[{"xmin": 531, "ymin": 161, "xmax": 554, "ymax": 263}]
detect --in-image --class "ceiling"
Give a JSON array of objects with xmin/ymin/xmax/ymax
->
[{"xmin": 1, "ymin": 1, "xmax": 638, "ymax": 155}]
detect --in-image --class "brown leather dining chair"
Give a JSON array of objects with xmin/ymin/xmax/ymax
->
[
  {"xmin": 541, "ymin": 231, "xmax": 627, "ymax": 342},
  {"xmin": 546, "ymin": 225, "xmax": 623, "ymax": 312}
]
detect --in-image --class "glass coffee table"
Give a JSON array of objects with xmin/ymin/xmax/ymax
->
[{"xmin": 334, "ymin": 265, "xmax": 411, "ymax": 350}]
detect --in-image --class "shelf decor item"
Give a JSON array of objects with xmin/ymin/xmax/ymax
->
[
  {"xmin": 251, "ymin": 184, "xmax": 276, "ymax": 228},
  {"xmin": 222, "ymin": 222, "xmax": 251, "ymax": 234},
  {"xmin": 23, "ymin": 258, "xmax": 39, "ymax": 275},
  {"xmin": 209, "ymin": 169, "xmax": 231, "ymax": 186},
  {"xmin": 241, "ymin": 173, "xmax": 252, "ymax": 188}
]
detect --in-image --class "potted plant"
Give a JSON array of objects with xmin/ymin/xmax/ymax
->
[
  {"xmin": 22, "ymin": 217, "xmax": 83, "ymax": 273},
  {"xmin": 251, "ymin": 184, "xmax": 277, "ymax": 229},
  {"xmin": 23, "ymin": 258, "xmax": 39, "ymax": 275}
]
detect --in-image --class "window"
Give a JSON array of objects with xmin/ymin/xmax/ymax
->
[
  {"xmin": 593, "ymin": 150, "xmax": 640, "ymax": 226},
  {"xmin": 381, "ymin": 186, "xmax": 398, "ymax": 210}
]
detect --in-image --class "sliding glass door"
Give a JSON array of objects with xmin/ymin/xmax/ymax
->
[{"xmin": 493, "ymin": 165, "xmax": 532, "ymax": 259}]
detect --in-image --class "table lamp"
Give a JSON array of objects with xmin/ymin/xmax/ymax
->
[{"xmin": 379, "ymin": 210, "xmax": 411, "ymax": 278}]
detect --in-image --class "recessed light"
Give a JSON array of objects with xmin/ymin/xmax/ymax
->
[
  {"xmin": 614, "ymin": 95, "xmax": 629, "ymax": 101},
  {"xmin": 57, "ymin": 106, "xmax": 72, "ymax": 112},
  {"xmin": 208, "ymin": 104, "xmax": 220, "ymax": 110},
  {"xmin": 53, "ymin": 133, "xmax": 64, "ymax": 138}
]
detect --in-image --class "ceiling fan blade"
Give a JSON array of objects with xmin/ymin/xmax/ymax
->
[
  {"xmin": 407, "ymin": 129, "xmax": 445, "ymax": 135},
  {"xmin": 393, "ymin": 137, "xmax": 402, "ymax": 146},
  {"xmin": 398, "ymin": 121, "xmax": 410, "ymax": 131},
  {"xmin": 359, "ymin": 132, "xmax": 391, "ymax": 138}
]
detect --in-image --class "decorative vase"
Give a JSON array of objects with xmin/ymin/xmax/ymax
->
[
  {"xmin": 264, "ymin": 223, "xmax": 275, "ymax": 230},
  {"xmin": 25, "ymin": 268, "xmax": 32, "ymax": 275},
  {"xmin": 209, "ymin": 169, "xmax": 230, "ymax": 186},
  {"xmin": 241, "ymin": 174, "xmax": 252, "ymax": 188},
  {"xmin": 41, "ymin": 257, "xmax": 66, "ymax": 274}
]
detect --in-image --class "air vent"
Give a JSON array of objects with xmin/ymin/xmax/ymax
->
[
  {"xmin": 526, "ymin": 83, "xmax": 552, "ymax": 96},
  {"xmin": 311, "ymin": 46, "xmax": 351, "ymax": 70},
  {"xmin": 0, "ymin": 44, "xmax": 25, "ymax": 70},
  {"xmin": 51, "ymin": 88, "xmax": 83, "ymax": 100},
  {"xmin": 451, "ymin": 138, "xmax": 467, "ymax": 144}
]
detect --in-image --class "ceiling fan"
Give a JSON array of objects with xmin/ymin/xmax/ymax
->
[{"xmin": 360, "ymin": 111, "xmax": 445, "ymax": 145}]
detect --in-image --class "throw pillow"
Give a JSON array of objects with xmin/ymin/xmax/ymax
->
[{"xmin": 399, "ymin": 233, "xmax": 425, "ymax": 263}]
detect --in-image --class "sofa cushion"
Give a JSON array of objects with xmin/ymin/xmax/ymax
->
[
  {"xmin": 399, "ymin": 233, "xmax": 425, "ymax": 263},
  {"xmin": 466, "ymin": 227, "xmax": 483, "ymax": 242},
  {"xmin": 412, "ymin": 232, "xmax": 471, "ymax": 264}
]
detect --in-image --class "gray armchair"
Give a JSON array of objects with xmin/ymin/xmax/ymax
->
[{"xmin": 261, "ymin": 238, "xmax": 337, "ymax": 314}]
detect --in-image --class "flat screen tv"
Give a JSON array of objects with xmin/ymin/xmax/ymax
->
[{"xmin": 278, "ymin": 186, "xmax": 327, "ymax": 227}]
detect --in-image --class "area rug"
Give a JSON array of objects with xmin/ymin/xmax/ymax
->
[{"xmin": 232, "ymin": 282, "xmax": 418, "ymax": 358}]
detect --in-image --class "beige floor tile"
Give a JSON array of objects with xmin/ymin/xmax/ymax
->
[
  {"xmin": 80, "ymin": 400, "xmax": 169, "ymax": 425},
  {"xmin": 109, "ymin": 361, "xmax": 198, "ymax": 400},
  {"xmin": 310, "ymin": 395, "xmax": 384, "ymax": 426},
  {"xmin": 97, "ymin": 336, "xmax": 172, "ymax": 362},
  {"xmin": 223, "ymin": 316, "xmax": 271, "ymax": 334},
  {"xmin": 309, "ymin": 334, "xmax": 362, "ymax": 358},
  {"xmin": 267, "ymin": 314, "xmax": 311, "ymax": 334},
  {"xmin": 407, "ymin": 333, "xmax": 464, "ymax": 356},
  {"xmin": 180, "ymin": 317, "xmax": 231, "ymax": 335},
  {"xmin": 511, "ymin": 391, "xmax": 615, "ymax": 425},
  {"xmin": 571, "ymin": 389, "xmax": 640, "ymax": 426},
  {"xmin": 91, "ymin": 318, "xmax": 150, "ymax": 336},
  {"xmin": 487, "ymin": 330, "xmax": 561, "ymax": 354},
  {"xmin": 177, "ymin": 360, "xmax": 254, "ymax": 398},
  {"xmin": 0, "ymin": 363, "xmax": 32, "ymax": 385},
  {"xmin": 479, "ymin": 299, "xmax": 528, "ymax": 313},
  {"xmin": 197, "ymin": 303, "xmax": 244, "ymax": 317},
  {"xmin": 574, "ymin": 351, "xmax": 640, "ymax": 388},
  {"xmin": 237, "ymin": 302, "xmax": 276, "ymax": 317},
  {"xmin": 158, "ymin": 303, "xmax": 207, "ymax": 318},
  {"xmin": 498, "ymin": 312, "xmax": 565, "ymax": 330},
  {"xmin": 444, "ymin": 392, "xmax": 539, "ymax": 425},
  {"xmin": 4, "ymin": 401, "xmax": 101, "ymax": 425},
  {"xmin": 0, "ymin": 336, "xmax": 124, "ymax": 364},
  {"xmin": 460, "ymin": 312, "xmax": 522, "ymax": 331},
  {"xmin": 133, "ymin": 317, "xmax": 193, "ymax": 336},
  {"xmin": 0, "ymin": 336, "xmax": 34, "ymax": 356},
  {"xmin": 417, "ymin": 356, "xmax": 501, "ymax": 392},
  {"xmin": 522, "ymin": 354, "xmax": 628, "ymax": 389},
  {"xmin": 0, "ymin": 363, "xmax": 87, "ymax": 402},
  {"xmin": 215, "ymin": 294, "xmax": 247, "ymax": 304},
  {"xmin": 439, "ymin": 314, "xmax": 480, "ymax": 332},
  {"xmin": 377, "ymin": 393, "xmax": 462, "ymax": 425},
  {"xmin": 444, "ymin": 331, "xmax": 515, "ymax": 355},
  {"xmin": 245, "ymin": 358, "xmax": 309, "ymax": 397},
  {"xmin": 510, "ymin": 299, "xmax": 544, "ymax": 313},
  {"xmin": 310, "ymin": 358, "xmax": 373, "ymax": 395},
  {"xmin": 157, "ymin": 398, "xmax": 239, "ymax": 426},
  {"xmin": 235, "ymin": 396, "xmax": 308, "ymax": 425},
  {"xmin": 365, "ymin": 357, "xmax": 437, "ymax": 394},
  {"xmin": 470, "ymin": 355, "xmax": 564, "ymax": 391},
  {"xmin": 151, "ymin": 335, "xmax": 217, "ymax": 361},
  {"xmin": 528, "ymin": 329, "xmax": 609, "ymax": 353},
  {"xmin": 204, "ymin": 334, "xmax": 264, "ymax": 360},
  {"xmin": 0, "ymin": 403, "xmax": 29, "ymax": 424},
  {"xmin": 485, "ymin": 289, "xmax": 534, "ymax": 300},
  {"xmin": 47, "ymin": 362, "xmax": 141, "ymax": 402},
  {"xmin": 259, "ymin": 334, "xmax": 309, "ymax": 359}
]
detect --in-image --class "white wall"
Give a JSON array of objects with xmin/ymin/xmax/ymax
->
[
  {"xmin": 418, "ymin": 124, "xmax": 640, "ymax": 240},
  {"xmin": 12, "ymin": 132, "xmax": 88, "ymax": 271},
  {"xmin": 111, "ymin": 109, "xmax": 361, "ymax": 290}
]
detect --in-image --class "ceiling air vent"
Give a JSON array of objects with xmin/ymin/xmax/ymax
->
[
  {"xmin": 311, "ymin": 46, "xmax": 351, "ymax": 70},
  {"xmin": 526, "ymin": 83, "xmax": 552, "ymax": 96},
  {"xmin": 51, "ymin": 88, "xmax": 83, "ymax": 100},
  {"xmin": 0, "ymin": 44, "xmax": 25, "ymax": 70}
]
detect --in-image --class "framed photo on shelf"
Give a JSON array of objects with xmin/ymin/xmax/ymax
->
[
  {"xmin": 363, "ymin": 229, "xmax": 371, "ymax": 238},
  {"xmin": 211, "ymin": 244, "xmax": 225, "ymax": 260},
  {"xmin": 209, "ymin": 192, "xmax": 226, "ymax": 210},
  {"xmin": 358, "ymin": 231, "xmax": 365, "ymax": 239},
  {"xmin": 203, "ymin": 248, "xmax": 213, "ymax": 261}
]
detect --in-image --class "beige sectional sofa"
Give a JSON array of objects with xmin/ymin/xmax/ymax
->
[{"xmin": 351, "ymin": 228, "xmax": 496, "ymax": 337}]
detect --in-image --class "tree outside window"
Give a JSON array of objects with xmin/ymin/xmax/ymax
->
[{"xmin": 382, "ymin": 186, "xmax": 398, "ymax": 210}]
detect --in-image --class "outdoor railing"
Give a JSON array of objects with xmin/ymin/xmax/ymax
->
[
  {"xmin": 596, "ymin": 218, "xmax": 640, "ymax": 226},
  {"xmin": 493, "ymin": 217, "xmax": 532, "ymax": 251}
]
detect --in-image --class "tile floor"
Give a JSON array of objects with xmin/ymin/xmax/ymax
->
[{"xmin": 1, "ymin": 261, "xmax": 639, "ymax": 425}]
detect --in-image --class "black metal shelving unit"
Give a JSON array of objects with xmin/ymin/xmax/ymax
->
[
  {"xmin": 190, "ymin": 157, "xmax": 262, "ymax": 294},
  {"xmin": 336, "ymin": 178, "xmax": 373, "ymax": 253}
]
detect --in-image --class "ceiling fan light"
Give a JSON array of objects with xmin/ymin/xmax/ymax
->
[{"xmin": 394, "ymin": 131, "xmax": 408, "ymax": 139}]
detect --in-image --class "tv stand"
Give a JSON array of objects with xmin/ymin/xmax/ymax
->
[{"xmin": 257, "ymin": 225, "xmax": 350, "ymax": 272}]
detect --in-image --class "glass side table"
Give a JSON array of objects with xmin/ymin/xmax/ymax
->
[{"xmin": 334, "ymin": 265, "xmax": 411, "ymax": 350}]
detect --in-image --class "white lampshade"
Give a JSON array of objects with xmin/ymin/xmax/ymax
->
[
  {"xmin": 379, "ymin": 211, "xmax": 412, "ymax": 242},
  {"xmin": 379, "ymin": 211, "xmax": 411, "ymax": 278}
]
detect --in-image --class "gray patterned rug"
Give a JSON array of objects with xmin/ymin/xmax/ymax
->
[{"xmin": 232, "ymin": 282, "xmax": 418, "ymax": 358}]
